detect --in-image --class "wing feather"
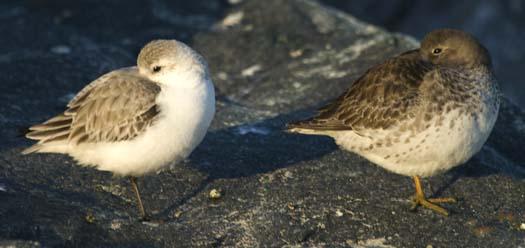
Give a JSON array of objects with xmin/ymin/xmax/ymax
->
[
  {"xmin": 68, "ymin": 70, "xmax": 161, "ymax": 143},
  {"xmin": 23, "ymin": 67, "xmax": 161, "ymax": 154},
  {"xmin": 288, "ymin": 50, "xmax": 434, "ymax": 131}
]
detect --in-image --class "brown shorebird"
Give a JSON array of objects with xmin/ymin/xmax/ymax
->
[
  {"xmin": 23, "ymin": 40, "xmax": 216, "ymax": 220},
  {"xmin": 287, "ymin": 29, "xmax": 500, "ymax": 216}
]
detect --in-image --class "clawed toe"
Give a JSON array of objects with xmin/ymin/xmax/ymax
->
[
  {"xmin": 410, "ymin": 176, "xmax": 456, "ymax": 216},
  {"xmin": 411, "ymin": 195, "xmax": 451, "ymax": 216},
  {"xmin": 428, "ymin": 197, "xmax": 456, "ymax": 204}
]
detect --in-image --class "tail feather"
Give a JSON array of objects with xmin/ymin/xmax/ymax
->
[
  {"xmin": 22, "ymin": 142, "xmax": 68, "ymax": 154},
  {"xmin": 21, "ymin": 144, "xmax": 43, "ymax": 155},
  {"xmin": 26, "ymin": 126, "xmax": 70, "ymax": 140},
  {"xmin": 23, "ymin": 114, "xmax": 72, "ymax": 154},
  {"xmin": 39, "ymin": 114, "xmax": 70, "ymax": 126},
  {"xmin": 286, "ymin": 118, "xmax": 352, "ymax": 133},
  {"xmin": 29, "ymin": 119, "xmax": 70, "ymax": 131}
]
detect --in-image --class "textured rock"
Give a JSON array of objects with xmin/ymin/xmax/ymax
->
[{"xmin": 1, "ymin": 0, "xmax": 524, "ymax": 247}]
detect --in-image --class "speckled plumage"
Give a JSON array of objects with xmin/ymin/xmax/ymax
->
[
  {"xmin": 288, "ymin": 29, "xmax": 499, "ymax": 177},
  {"xmin": 288, "ymin": 29, "xmax": 500, "ymax": 214}
]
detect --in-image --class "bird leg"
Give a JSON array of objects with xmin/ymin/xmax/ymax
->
[
  {"xmin": 410, "ymin": 176, "xmax": 456, "ymax": 216},
  {"xmin": 129, "ymin": 176, "xmax": 149, "ymax": 220}
]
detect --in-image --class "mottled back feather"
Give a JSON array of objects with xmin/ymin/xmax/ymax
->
[{"xmin": 288, "ymin": 50, "xmax": 434, "ymax": 131}]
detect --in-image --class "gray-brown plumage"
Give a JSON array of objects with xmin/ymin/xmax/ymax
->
[
  {"xmin": 290, "ymin": 50, "xmax": 432, "ymax": 131},
  {"xmin": 24, "ymin": 68, "xmax": 160, "ymax": 153},
  {"xmin": 287, "ymin": 29, "xmax": 500, "ymax": 216}
]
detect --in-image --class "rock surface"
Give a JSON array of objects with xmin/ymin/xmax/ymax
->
[{"xmin": 1, "ymin": 0, "xmax": 525, "ymax": 247}]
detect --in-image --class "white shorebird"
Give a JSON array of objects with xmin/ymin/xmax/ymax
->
[
  {"xmin": 288, "ymin": 29, "xmax": 500, "ymax": 216},
  {"xmin": 23, "ymin": 40, "xmax": 216, "ymax": 219}
]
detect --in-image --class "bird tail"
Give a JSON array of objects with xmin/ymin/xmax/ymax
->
[
  {"xmin": 22, "ymin": 114, "xmax": 72, "ymax": 154},
  {"xmin": 286, "ymin": 119, "xmax": 317, "ymax": 133},
  {"xmin": 285, "ymin": 117, "xmax": 351, "ymax": 135},
  {"xmin": 21, "ymin": 144, "xmax": 44, "ymax": 155}
]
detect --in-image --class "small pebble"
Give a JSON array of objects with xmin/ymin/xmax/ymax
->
[
  {"xmin": 85, "ymin": 211, "xmax": 95, "ymax": 223},
  {"xmin": 173, "ymin": 210, "xmax": 183, "ymax": 218},
  {"xmin": 289, "ymin": 49, "xmax": 303, "ymax": 58},
  {"xmin": 241, "ymin": 64, "xmax": 262, "ymax": 77},
  {"xmin": 217, "ymin": 72, "xmax": 228, "ymax": 80},
  {"xmin": 110, "ymin": 219, "xmax": 122, "ymax": 230},
  {"xmin": 209, "ymin": 189, "xmax": 222, "ymax": 199},
  {"xmin": 219, "ymin": 11, "xmax": 244, "ymax": 29}
]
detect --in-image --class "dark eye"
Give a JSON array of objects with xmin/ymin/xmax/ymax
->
[
  {"xmin": 152, "ymin": 66, "xmax": 162, "ymax": 73},
  {"xmin": 432, "ymin": 48, "xmax": 442, "ymax": 54}
]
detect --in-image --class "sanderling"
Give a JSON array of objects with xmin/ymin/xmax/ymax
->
[{"xmin": 23, "ymin": 39, "xmax": 215, "ymax": 219}]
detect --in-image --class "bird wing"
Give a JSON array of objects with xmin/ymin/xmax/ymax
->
[
  {"xmin": 288, "ymin": 50, "xmax": 435, "ymax": 131},
  {"xmin": 24, "ymin": 67, "xmax": 161, "ymax": 151}
]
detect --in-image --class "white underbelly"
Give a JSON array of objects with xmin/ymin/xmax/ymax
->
[
  {"xmin": 69, "ymin": 84, "xmax": 215, "ymax": 176},
  {"xmin": 70, "ymin": 117, "xmax": 207, "ymax": 176},
  {"xmin": 334, "ymin": 106, "xmax": 498, "ymax": 177}
]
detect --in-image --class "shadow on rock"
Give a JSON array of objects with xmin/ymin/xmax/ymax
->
[{"xmin": 189, "ymin": 109, "xmax": 338, "ymax": 179}]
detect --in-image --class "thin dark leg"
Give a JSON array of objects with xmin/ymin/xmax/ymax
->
[{"xmin": 129, "ymin": 176, "xmax": 148, "ymax": 220}]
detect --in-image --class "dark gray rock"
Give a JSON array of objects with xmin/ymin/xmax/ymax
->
[{"xmin": 1, "ymin": 0, "xmax": 525, "ymax": 247}]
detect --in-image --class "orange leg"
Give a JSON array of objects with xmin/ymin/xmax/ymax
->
[{"xmin": 410, "ymin": 176, "xmax": 456, "ymax": 216}]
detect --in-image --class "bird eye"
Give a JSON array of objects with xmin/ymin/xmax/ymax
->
[
  {"xmin": 152, "ymin": 66, "xmax": 162, "ymax": 73},
  {"xmin": 432, "ymin": 48, "xmax": 442, "ymax": 54}
]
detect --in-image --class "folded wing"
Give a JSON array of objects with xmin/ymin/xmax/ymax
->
[
  {"xmin": 23, "ymin": 67, "xmax": 161, "ymax": 154},
  {"xmin": 288, "ymin": 50, "xmax": 434, "ymax": 131}
]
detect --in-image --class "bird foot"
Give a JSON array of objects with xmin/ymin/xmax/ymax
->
[{"xmin": 410, "ymin": 194, "xmax": 456, "ymax": 216}]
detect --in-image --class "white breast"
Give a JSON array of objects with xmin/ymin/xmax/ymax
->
[{"xmin": 70, "ymin": 79, "xmax": 215, "ymax": 176}]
